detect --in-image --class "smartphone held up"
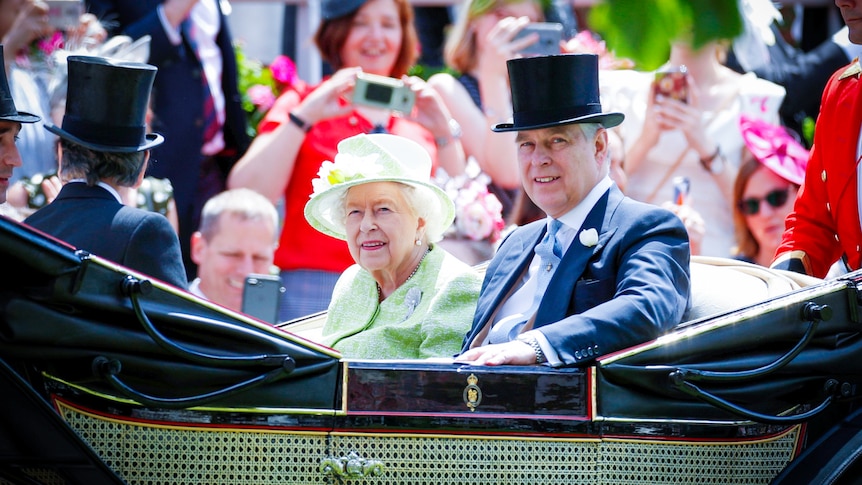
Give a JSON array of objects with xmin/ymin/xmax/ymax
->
[
  {"xmin": 513, "ymin": 22, "xmax": 563, "ymax": 57},
  {"xmin": 654, "ymin": 65, "xmax": 688, "ymax": 103},
  {"xmin": 45, "ymin": 0, "xmax": 84, "ymax": 30}
]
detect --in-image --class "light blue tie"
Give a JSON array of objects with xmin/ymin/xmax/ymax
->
[
  {"xmin": 533, "ymin": 218, "xmax": 563, "ymax": 306},
  {"xmin": 487, "ymin": 219, "xmax": 563, "ymax": 344}
]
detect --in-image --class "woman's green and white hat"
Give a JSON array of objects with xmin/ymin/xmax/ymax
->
[{"xmin": 304, "ymin": 133, "xmax": 455, "ymax": 241}]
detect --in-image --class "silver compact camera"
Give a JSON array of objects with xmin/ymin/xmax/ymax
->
[{"xmin": 353, "ymin": 72, "xmax": 415, "ymax": 113}]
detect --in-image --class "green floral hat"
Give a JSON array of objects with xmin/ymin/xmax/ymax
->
[{"xmin": 304, "ymin": 133, "xmax": 456, "ymax": 241}]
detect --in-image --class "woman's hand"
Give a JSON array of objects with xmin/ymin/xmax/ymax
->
[
  {"xmin": 291, "ymin": 67, "xmax": 359, "ymax": 125},
  {"xmin": 474, "ymin": 15, "xmax": 532, "ymax": 83},
  {"xmin": 2, "ymin": 1, "xmax": 53, "ymax": 57},
  {"xmin": 661, "ymin": 200, "xmax": 705, "ymax": 256},
  {"xmin": 652, "ymin": 75, "xmax": 715, "ymax": 159}
]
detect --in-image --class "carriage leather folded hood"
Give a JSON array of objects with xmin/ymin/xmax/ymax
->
[{"xmin": 0, "ymin": 217, "xmax": 340, "ymax": 410}]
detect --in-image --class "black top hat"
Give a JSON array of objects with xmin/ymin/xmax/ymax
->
[
  {"xmin": 45, "ymin": 55, "xmax": 164, "ymax": 153},
  {"xmin": 492, "ymin": 54, "xmax": 624, "ymax": 132},
  {"xmin": 321, "ymin": 0, "xmax": 367, "ymax": 20},
  {"xmin": 0, "ymin": 45, "xmax": 40, "ymax": 124}
]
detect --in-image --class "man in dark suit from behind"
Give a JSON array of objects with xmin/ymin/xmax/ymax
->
[
  {"xmin": 24, "ymin": 56, "xmax": 187, "ymax": 289},
  {"xmin": 85, "ymin": 0, "xmax": 250, "ymax": 280},
  {"xmin": 457, "ymin": 54, "xmax": 691, "ymax": 367}
]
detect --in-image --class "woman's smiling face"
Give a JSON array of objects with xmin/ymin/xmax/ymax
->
[
  {"xmin": 344, "ymin": 182, "xmax": 424, "ymax": 279},
  {"xmin": 340, "ymin": 0, "xmax": 403, "ymax": 76}
]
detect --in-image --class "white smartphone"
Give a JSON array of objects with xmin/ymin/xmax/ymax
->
[{"xmin": 45, "ymin": 0, "xmax": 83, "ymax": 30}]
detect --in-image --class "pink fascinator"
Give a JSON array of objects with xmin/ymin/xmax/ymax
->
[{"xmin": 739, "ymin": 114, "xmax": 809, "ymax": 185}]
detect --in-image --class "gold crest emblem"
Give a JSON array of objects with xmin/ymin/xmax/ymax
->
[{"xmin": 463, "ymin": 373, "xmax": 482, "ymax": 411}]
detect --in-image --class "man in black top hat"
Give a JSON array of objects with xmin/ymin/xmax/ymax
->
[
  {"xmin": 24, "ymin": 56, "xmax": 187, "ymax": 289},
  {"xmin": 457, "ymin": 54, "xmax": 691, "ymax": 367},
  {"xmin": 0, "ymin": 45, "xmax": 40, "ymax": 204}
]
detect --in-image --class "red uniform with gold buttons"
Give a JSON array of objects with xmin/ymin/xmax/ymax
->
[{"xmin": 773, "ymin": 59, "xmax": 862, "ymax": 277}]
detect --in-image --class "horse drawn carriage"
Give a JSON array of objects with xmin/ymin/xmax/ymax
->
[{"xmin": 1, "ymin": 215, "xmax": 861, "ymax": 484}]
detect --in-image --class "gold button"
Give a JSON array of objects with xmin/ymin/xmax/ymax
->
[{"xmin": 821, "ymin": 170, "xmax": 827, "ymax": 182}]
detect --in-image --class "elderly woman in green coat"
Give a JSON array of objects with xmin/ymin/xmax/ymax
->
[{"xmin": 304, "ymin": 133, "xmax": 482, "ymax": 359}]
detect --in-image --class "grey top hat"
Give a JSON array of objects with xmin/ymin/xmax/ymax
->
[
  {"xmin": 492, "ymin": 54, "xmax": 624, "ymax": 132},
  {"xmin": 321, "ymin": 0, "xmax": 368, "ymax": 20},
  {"xmin": 0, "ymin": 45, "xmax": 40, "ymax": 124},
  {"xmin": 45, "ymin": 55, "xmax": 164, "ymax": 153}
]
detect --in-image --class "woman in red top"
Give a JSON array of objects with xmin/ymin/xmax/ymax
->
[{"xmin": 228, "ymin": 0, "xmax": 465, "ymax": 321}]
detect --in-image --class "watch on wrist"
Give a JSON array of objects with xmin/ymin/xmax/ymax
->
[
  {"xmin": 517, "ymin": 334, "xmax": 547, "ymax": 364},
  {"xmin": 699, "ymin": 146, "xmax": 725, "ymax": 174},
  {"xmin": 435, "ymin": 118, "xmax": 462, "ymax": 148}
]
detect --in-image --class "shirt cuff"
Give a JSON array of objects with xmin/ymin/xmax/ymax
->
[{"xmin": 157, "ymin": 4, "xmax": 183, "ymax": 46}]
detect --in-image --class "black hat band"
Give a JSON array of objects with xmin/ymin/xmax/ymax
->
[
  {"xmin": 62, "ymin": 115, "xmax": 146, "ymax": 148},
  {"xmin": 512, "ymin": 103, "xmax": 603, "ymax": 127}
]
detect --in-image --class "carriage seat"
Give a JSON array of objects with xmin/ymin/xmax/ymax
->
[{"xmin": 683, "ymin": 256, "xmax": 822, "ymax": 322}]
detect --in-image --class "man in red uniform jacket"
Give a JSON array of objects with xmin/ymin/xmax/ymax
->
[{"xmin": 772, "ymin": 0, "xmax": 862, "ymax": 278}]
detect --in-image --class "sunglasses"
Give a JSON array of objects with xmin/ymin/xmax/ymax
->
[{"xmin": 738, "ymin": 187, "xmax": 790, "ymax": 216}]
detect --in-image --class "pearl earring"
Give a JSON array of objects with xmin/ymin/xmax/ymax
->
[{"xmin": 415, "ymin": 238, "xmax": 422, "ymax": 246}]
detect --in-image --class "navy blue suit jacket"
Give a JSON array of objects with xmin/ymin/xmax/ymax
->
[
  {"xmin": 85, "ymin": 0, "xmax": 250, "ymax": 248},
  {"xmin": 24, "ymin": 183, "xmax": 188, "ymax": 289},
  {"xmin": 462, "ymin": 185, "xmax": 691, "ymax": 366}
]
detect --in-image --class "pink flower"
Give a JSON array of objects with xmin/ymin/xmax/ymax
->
[
  {"xmin": 37, "ymin": 32, "xmax": 65, "ymax": 55},
  {"xmin": 247, "ymin": 84, "xmax": 276, "ymax": 111},
  {"xmin": 269, "ymin": 55, "xmax": 297, "ymax": 86}
]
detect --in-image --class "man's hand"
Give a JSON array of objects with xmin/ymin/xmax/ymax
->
[{"xmin": 455, "ymin": 340, "xmax": 537, "ymax": 366}]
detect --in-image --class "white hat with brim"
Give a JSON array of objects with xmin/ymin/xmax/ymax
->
[{"xmin": 304, "ymin": 133, "xmax": 455, "ymax": 241}]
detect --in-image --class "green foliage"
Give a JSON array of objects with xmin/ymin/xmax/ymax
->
[
  {"xmin": 589, "ymin": 0, "xmax": 743, "ymax": 70},
  {"xmin": 802, "ymin": 116, "xmax": 816, "ymax": 148},
  {"xmin": 408, "ymin": 64, "xmax": 457, "ymax": 81},
  {"xmin": 234, "ymin": 43, "xmax": 277, "ymax": 137}
]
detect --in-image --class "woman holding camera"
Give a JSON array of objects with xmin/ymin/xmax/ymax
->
[{"xmin": 228, "ymin": 0, "xmax": 465, "ymax": 322}]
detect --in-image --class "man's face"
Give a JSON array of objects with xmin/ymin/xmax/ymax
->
[
  {"xmin": 0, "ymin": 120, "xmax": 23, "ymax": 204},
  {"xmin": 837, "ymin": 0, "xmax": 862, "ymax": 44},
  {"xmin": 191, "ymin": 213, "xmax": 277, "ymax": 312},
  {"xmin": 515, "ymin": 124, "xmax": 608, "ymax": 219}
]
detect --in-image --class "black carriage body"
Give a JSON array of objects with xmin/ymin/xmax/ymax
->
[{"xmin": 1, "ymin": 216, "xmax": 862, "ymax": 484}]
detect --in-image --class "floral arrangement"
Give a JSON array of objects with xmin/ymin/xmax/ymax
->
[
  {"xmin": 563, "ymin": 31, "xmax": 634, "ymax": 70},
  {"xmin": 440, "ymin": 170, "xmax": 504, "ymax": 244},
  {"xmin": 234, "ymin": 43, "xmax": 302, "ymax": 137}
]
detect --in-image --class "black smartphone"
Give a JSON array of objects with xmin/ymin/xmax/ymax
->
[
  {"xmin": 241, "ymin": 274, "xmax": 284, "ymax": 324},
  {"xmin": 513, "ymin": 22, "xmax": 563, "ymax": 56}
]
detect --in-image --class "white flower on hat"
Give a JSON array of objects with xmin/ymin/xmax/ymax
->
[
  {"xmin": 579, "ymin": 228, "xmax": 598, "ymax": 248},
  {"xmin": 310, "ymin": 154, "xmax": 382, "ymax": 196}
]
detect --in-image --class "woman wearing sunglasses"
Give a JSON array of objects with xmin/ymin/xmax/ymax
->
[{"xmin": 731, "ymin": 115, "xmax": 809, "ymax": 267}]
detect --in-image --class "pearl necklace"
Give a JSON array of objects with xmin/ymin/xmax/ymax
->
[{"xmin": 377, "ymin": 246, "xmax": 431, "ymax": 301}]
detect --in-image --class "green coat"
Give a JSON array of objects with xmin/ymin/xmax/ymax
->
[{"xmin": 321, "ymin": 245, "xmax": 481, "ymax": 359}]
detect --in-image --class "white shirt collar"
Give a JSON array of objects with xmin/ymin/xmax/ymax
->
[{"xmin": 555, "ymin": 175, "xmax": 613, "ymax": 237}]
